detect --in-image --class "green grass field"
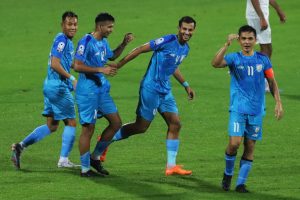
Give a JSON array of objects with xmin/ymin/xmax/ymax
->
[{"xmin": 1, "ymin": 0, "xmax": 300, "ymax": 199}]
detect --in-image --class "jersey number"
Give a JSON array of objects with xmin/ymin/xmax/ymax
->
[{"xmin": 247, "ymin": 66, "xmax": 254, "ymax": 76}]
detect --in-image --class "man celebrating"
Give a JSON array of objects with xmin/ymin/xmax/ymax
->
[{"xmin": 211, "ymin": 25, "xmax": 283, "ymax": 193}]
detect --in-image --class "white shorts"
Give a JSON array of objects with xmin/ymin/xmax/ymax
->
[{"xmin": 247, "ymin": 18, "xmax": 271, "ymax": 44}]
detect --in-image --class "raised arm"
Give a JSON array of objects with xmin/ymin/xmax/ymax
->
[
  {"xmin": 269, "ymin": 0, "xmax": 286, "ymax": 23},
  {"xmin": 110, "ymin": 33, "xmax": 134, "ymax": 61},
  {"xmin": 211, "ymin": 34, "xmax": 238, "ymax": 68},
  {"xmin": 112, "ymin": 42, "xmax": 152, "ymax": 69},
  {"xmin": 173, "ymin": 68, "xmax": 195, "ymax": 100},
  {"xmin": 251, "ymin": 0, "xmax": 268, "ymax": 30}
]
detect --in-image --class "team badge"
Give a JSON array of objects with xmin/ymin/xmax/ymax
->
[
  {"xmin": 57, "ymin": 42, "xmax": 65, "ymax": 52},
  {"xmin": 255, "ymin": 127, "xmax": 260, "ymax": 133},
  {"xmin": 256, "ymin": 64, "xmax": 263, "ymax": 72},
  {"xmin": 77, "ymin": 45, "xmax": 85, "ymax": 55},
  {"xmin": 154, "ymin": 38, "xmax": 164, "ymax": 45}
]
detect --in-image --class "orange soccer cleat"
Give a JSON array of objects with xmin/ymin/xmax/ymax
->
[
  {"xmin": 97, "ymin": 136, "xmax": 108, "ymax": 162},
  {"xmin": 165, "ymin": 165, "xmax": 192, "ymax": 176}
]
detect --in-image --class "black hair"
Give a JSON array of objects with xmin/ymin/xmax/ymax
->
[
  {"xmin": 62, "ymin": 11, "xmax": 78, "ymax": 22},
  {"xmin": 238, "ymin": 25, "xmax": 257, "ymax": 38},
  {"xmin": 95, "ymin": 12, "xmax": 114, "ymax": 24},
  {"xmin": 179, "ymin": 16, "xmax": 196, "ymax": 28}
]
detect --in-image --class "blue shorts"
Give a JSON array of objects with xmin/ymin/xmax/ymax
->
[
  {"xmin": 76, "ymin": 91, "xmax": 117, "ymax": 125},
  {"xmin": 136, "ymin": 87, "xmax": 178, "ymax": 121},
  {"xmin": 42, "ymin": 83, "xmax": 75, "ymax": 120},
  {"xmin": 228, "ymin": 111, "xmax": 263, "ymax": 140}
]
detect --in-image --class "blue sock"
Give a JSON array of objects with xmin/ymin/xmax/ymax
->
[
  {"xmin": 166, "ymin": 139, "xmax": 179, "ymax": 168},
  {"xmin": 21, "ymin": 125, "xmax": 51, "ymax": 147},
  {"xmin": 236, "ymin": 159, "xmax": 253, "ymax": 186},
  {"xmin": 92, "ymin": 141, "xmax": 112, "ymax": 158},
  {"xmin": 112, "ymin": 128, "xmax": 129, "ymax": 141},
  {"xmin": 224, "ymin": 153, "xmax": 236, "ymax": 176},
  {"xmin": 80, "ymin": 152, "xmax": 90, "ymax": 173},
  {"xmin": 60, "ymin": 126, "xmax": 76, "ymax": 157}
]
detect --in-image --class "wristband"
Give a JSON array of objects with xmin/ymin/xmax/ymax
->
[
  {"xmin": 69, "ymin": 75, "xmax": 76, "ymax": 81},
  {"xmin": 182, "ymin": 81, "xmax": 189, "ymax": 88}
]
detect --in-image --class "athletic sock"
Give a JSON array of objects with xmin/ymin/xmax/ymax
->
[
  {"xmin": 60, "ymin": 126, "xmax": 76, "ymax": 157},
  {"xmin": 21, "ymin": 124, "xmax": 51, "ymax": 147},
  {"xmin": 224, "ymin": 153, "xmax": 236, "ymax": 176},
  {"xmin": 166, "ymin": 139, "xmax": 179, "ymax": 168},
  {"xmin": 91, "ymin": 141, "xmax": 112, "ymax": 159},
  {"xmin": 236, "ymin": 158, "xmax": 253, "ymax": 186},
  {"xmin": 80, "ymin": 152, "xmax": 90, "ymax": 173}
]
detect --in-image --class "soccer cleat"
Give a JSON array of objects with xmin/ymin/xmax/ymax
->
[
  {"xmin": 11, "ymin": 143, "xmax": 23, "ymax": 169},
  {"xmin": 165, "ymin": 165, "xmax": 192, "ymax": 176},
  {"xmin": 235, "ymin": 184, "xmax": 249, "ymax": 193},
  {"xmin": 97, "ymin": 136, "xmax": 108, "ymax": 162},
  {"xmin": 80, "ymin": 170, "xmax": 104, "ymax": 177},
  {"xmin": 57, "ymin": 159, "xmax": 80, "ymax": 168},
  {"xmin": 100, "ymin": 148, "xmax": 108, "ymax": 162},
  {"xmin": 90, "ymin": 157, "xmax": 109, "ymax": 175},
  {"xmin": 222, "ymin": 173, "xmax": 232, "ymax": 191}
]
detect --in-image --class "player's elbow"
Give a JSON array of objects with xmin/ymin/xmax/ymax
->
[{"xmin": 211, "ymin": 60, "xmax": 220, "ymax": 68}]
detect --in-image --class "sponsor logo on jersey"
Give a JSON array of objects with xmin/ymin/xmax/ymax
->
[
  {"xmin": 57, "ymin": 42, "xmax": 65, "ymax": 52},
  {"xmin": 256, "ymin": 64, "xmax": 263, "ymax": 72},
  {"xmin": 153, "ymin": 108, "xmax": 157, "ymax": 115},
  {"xmin": 154, "ymin": 38, "xmax": 164, "ymax": 45},
  {"xmin": 77, "ymin": 45, "xmax": 85, "ymax": 55}
]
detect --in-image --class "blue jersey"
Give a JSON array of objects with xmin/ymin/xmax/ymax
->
[
  {"xmin": 224, "ymin": 51, "xmax": 272, "ymax": 115},
  {"xmin": 142, "ymin": 34, "xmax": 189, "ymax": 94},
  {"xmin": 45, "ymin": 33, "xmax": 74, "ymax": 90},
  {"xmin": 74, "ymin": 34, "xmax": 114, "ymax": 94}
]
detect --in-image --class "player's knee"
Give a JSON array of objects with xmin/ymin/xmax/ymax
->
[
  {"xmin": 169, "ymin": 121, "xmax": 181, "ymax": 132},
  {"xmin": 48, "ymin": 125, "xmax": 58, "ymax": 132},
  {"xmin": 137, "ymin": 125, "xmax": 148, "ymax": 134}
]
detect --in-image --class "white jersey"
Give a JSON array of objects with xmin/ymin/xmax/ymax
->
[{"xmin": 246, "ymin": 0, "xmax": 269, "ymax": 19}]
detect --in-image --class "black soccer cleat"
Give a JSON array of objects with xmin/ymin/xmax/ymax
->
[
  {"xmin": 90, "ymin": 157, "xmax": 109, "ymax": 175},
  {"xmin": 80, "ymin": 170, "xmax": 104, "ymax": 178},
  {"xmin": 11, "ymin": 143, "xmax": 23, "ymax": 169},
  {"xmin": 222, "ymin": 173, "xmax": 232, "ymax": 191},
  {"xmin": 235, "ymin": 184, "xmax": 249, "ymax": 193}
]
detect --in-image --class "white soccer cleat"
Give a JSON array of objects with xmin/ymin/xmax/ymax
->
[{"xmin": 57, "ymin": 159, "xmax": 80, "ymax": 168}]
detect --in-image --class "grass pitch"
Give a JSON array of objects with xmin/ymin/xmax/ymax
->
[{"xmin": 0, "ymin": 0, "xmax": 299, "ymax": 199}]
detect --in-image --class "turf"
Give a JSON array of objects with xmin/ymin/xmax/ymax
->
[{"xmin": 0, "ymin": 0, "xmax": 299, "ymax": 199}]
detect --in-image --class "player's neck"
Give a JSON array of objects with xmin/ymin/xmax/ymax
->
[
  {"xmin": 91, "ymin": 32, "xmax": 103, "ymax": 40},
  {"xmin": 242, "ymin": 50, "xmax": 254, "ymax": 56}
]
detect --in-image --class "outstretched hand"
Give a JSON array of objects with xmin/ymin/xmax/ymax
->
[{"xmin": 101, "ymin": 66, "xmax": 117, "ymax": 76}]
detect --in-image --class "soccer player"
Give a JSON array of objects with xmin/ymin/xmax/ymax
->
[
  {"xmin": 101, "ymin": 16, "xmax": 196, "ymax": 176},
  {"xmin": 211, "ymin": 25, "xmax": 283, "ymax": 193},
  {"xmin": 246, "ymin": 0, "xmax": 286, "ymax": 91},
  {"xmin": 74, "ymin": 12, "xmax": 133, "ymax": 177},
  {"xmin": 11, "ymin": 11, "xmax": 79, "ymax": 169}
]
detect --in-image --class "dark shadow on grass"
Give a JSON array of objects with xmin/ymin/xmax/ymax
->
[
  {"xmin": 145, "ymin": 175, "xmax": 299, "ymax": 200},
  {"xmin": 280, "ymin": 94, "xmax": 300, "ymax": 101}
]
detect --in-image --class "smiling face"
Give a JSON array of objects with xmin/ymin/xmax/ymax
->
[
  {"xmin": 62, "ymin": 16, "xmax": 78, "ymax": 39},
  {"xmin": 177, "ymin": 22, "xmax": 195, "ymax": 44},
  {"xmin": 238, "ymin": 31, "xmax": 257, "ymax": 55},
  {"xmin": 97, "ymin": 21, "xmax": 114, "ymax": 38}
]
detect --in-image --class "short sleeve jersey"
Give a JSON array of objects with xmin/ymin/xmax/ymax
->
[
  {"xmin": 141, "ymin": 34, "xmax": 189, "ymax": 94},
  {"xmin": 46, "ymin": 33, "xmax": 74, "ymax": 89},
  {"xmin": 74, "ymin": 34, "xmax": 114, "ymax": 94},
  {"xmin": 224, "ymin": 51, "xmax": 272, "ymax": 115}
]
